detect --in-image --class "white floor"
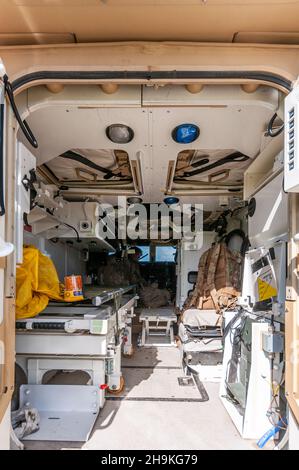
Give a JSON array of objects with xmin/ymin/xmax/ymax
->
[{"xmin": 23, "ymin": 343, "xmax": 255, "ymax": 450}]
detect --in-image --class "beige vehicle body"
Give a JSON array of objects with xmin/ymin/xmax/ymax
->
[{"xmin": 0, "ymin": 0, "xmax": 299, "ymax": 449}]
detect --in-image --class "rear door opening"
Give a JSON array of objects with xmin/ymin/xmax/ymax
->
[{"xmin": 0, "ymin": 61, "xmax": 298, "ymax": 449}]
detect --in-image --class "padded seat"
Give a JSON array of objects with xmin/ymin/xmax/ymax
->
[
  {"xmin": 179, "ymin": 308, "xmax": 223, "ymax": 354},
  {"xmin": 182, "ymin": 308, "xmax": 220, "ymax": 327}
]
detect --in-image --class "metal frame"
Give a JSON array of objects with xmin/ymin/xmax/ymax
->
[
  {"xmin": 15, "ymin": 287, "xmax": 138, "ymax": 440},
  {"xmin": 219, "ymin": 310, "xmax": 273, "ymax": 439},
  {"xmin": 19, "ymin": 384, "xmax": 101, "ymax": 442},
  {"xmin": 139, "ymin": 308, "xmax": 177, "ymax": 347}
]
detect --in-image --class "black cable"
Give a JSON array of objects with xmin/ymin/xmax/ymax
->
[
  {"xmin": 42, "ymin": 205, "xmax": 80, "ymax": 242},
  {"xmin": 282, "ymin": 175, "xmax": 288, "ymax": 195},
  {"xmin": 225, "ymin": 228, "xmax": 245, "ymax": 248},
  {"xmin": 60, "ymin": 222, "xmax": 81, "ymax": 243},
  {"xmin": 267, "ymin": 113, "xmax": 284, "ymax": 138},
  {"xmin": 3, "ymin": 74, "xmax": 38, "ymax": 148},
  {"xmin": 0, "ymin": 102, "xmax": 5, "ymax": 216},
  {"xmin": 224, "ymin": 228, "xmax": 249, "ymax": 257},
  {"xmin": 224, "ymin": 306, "xmax": 278, "ymax": 407}
]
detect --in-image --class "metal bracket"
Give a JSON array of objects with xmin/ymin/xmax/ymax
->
[{"xmin": 19, "ymin": 384, "xmax": 100, "ymax": 442}]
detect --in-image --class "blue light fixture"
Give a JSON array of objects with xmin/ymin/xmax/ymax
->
[
  {"xmin": 172, "ymin": 123, "xmax": 200, "ymax": 144},
  {"xmin": 164, "ymin": 196, "xmax": 180, "ymax": 205}
]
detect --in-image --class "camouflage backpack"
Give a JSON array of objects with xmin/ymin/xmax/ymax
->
[{"xmin": 184, "ymin": 242, "xmax": 242, "ymax": 313}]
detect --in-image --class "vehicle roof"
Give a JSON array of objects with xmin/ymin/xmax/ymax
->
[{"xmin": 1, "ymin": 0, "xmax": 299, "ymax": 46}]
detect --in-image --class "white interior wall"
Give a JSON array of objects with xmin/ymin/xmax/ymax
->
[
  {"xmin": 248, "ymin": 171, "xmax": 287, "ymax": 248},
  {"xmin": 23, "ymin": 231, "xmax": 85, "ymax": 281}
]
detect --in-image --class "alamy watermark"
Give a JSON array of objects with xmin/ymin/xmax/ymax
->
[{"xmin": 95, "ymin": 196, "xmax": 203, "ymax": 249}]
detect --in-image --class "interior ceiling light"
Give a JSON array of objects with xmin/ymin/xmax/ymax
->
[
  {"xmin": 106, "ymin": 124, "xmax": 134, "ymax": 144},
  {"xmin": 172, "ymin": 123, "xmax": 200, "ymax": 144},
  {"xmin": 164, "ymin": 196, "xmax": 180, "ymax": 205},
  {"xmin": 127, "ymin": 196, "xmax": 143, "ymax": 204}
]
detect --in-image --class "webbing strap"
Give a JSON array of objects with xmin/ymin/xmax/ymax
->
[{"xmin": 206, "ymin": 243, "xmax": 222, "ymax": 311}]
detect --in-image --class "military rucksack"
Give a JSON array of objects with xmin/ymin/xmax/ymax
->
[{"xmin": 184, "ymin": 242, "xmax": 242, "ymax": 313}]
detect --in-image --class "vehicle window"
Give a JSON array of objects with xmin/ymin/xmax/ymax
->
[
  {"xmin": 155, "ymin": 246, "xmax": 176, "ymax": 263},
  {"xmin": 137, "ymin": 245, "xmax": 150, "ymax": 262}
]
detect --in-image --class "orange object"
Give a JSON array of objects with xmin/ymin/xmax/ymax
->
[{"xmin": 64, "ymin": 275, "xmax": 84, "ymax": 301}]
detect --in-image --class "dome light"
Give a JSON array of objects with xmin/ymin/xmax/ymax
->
[
  {"xmin": 127, "ymin": 196, "xmax": 143, "ymax": 204},
  {"xmin": 164, "ymin": 196, "xmax": 180, "ymax": 205},
  {"xmin": 106, "ymin": 124, "xmax": 134, "ymax": 144},
  {"xmin": 172, "ymin": 123, "xmax": 200, "ymax": 144}
]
